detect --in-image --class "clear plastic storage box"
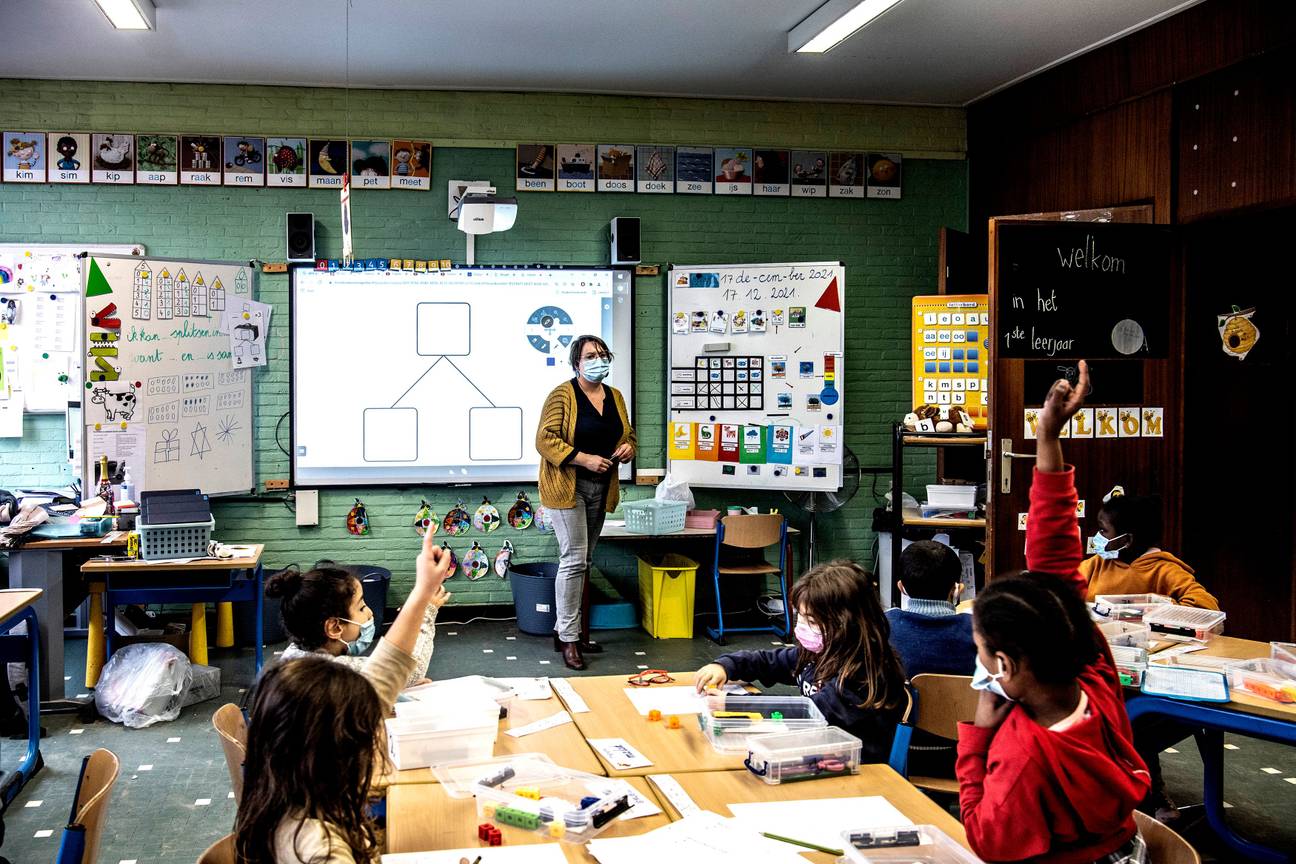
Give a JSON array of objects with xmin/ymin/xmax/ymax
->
[
  {"xmin": 432, "ymin": 753, "xmax": 637, "ymax": 843},
  {"xmin": 841, "ymin": 824, "xmax": 984, "ymax": 864},
  {"xmin": 1110, "ymin": 645, "xmax": 1149, "ymax": 687},
  {"xmin": 1093, "ymin": 593, "xmax": 1173, "ymax": 621},
  {"xmin": 1098, "ymin": 620, "xmax": 1151, "ymax": 649},
  {"xmin": 743, "ymin": 727, "xmax": 862, "ymax": 785},
  {"xmin": 1226, "ymin": 658, "xmax": 1296, "ymax": 704},
  {"xmin": 698, "ymin": 695, "xmax": 827, "ymax": 753},
  {"xmin": 1143, "ymin": 606, "xmax": 1226, "ymax": 643},
  {"xmin": 384, "ymin": 696, "xmax": 499, "ymax": 770}
]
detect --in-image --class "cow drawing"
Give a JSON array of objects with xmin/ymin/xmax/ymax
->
[{"xmin": 91, "ymin": 385, "xmax": 137, "ymax": 421}]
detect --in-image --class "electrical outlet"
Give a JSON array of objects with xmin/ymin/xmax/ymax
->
[{"xmin": 264, "ymin": 478, "xmax": 290, "ymax": 491}]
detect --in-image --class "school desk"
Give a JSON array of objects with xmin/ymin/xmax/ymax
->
[
  {"xmin": 556, "ymin": 671, "xmax": 760, "ymax": 777},
  {"xmin": 386, "ymin": 775, "xmax": 669, "ymax": 862},
  {"xmin": 380, "ymin": 687, "xmax": 606, "ymax": 786},
  {"xmin": 1129, "ymin": 635, "xmax": 1296, "ymax": 863},
  {"xmin": 0, "ymin": 589, "xmax": 44, "ymax": 811},
  {"xmin": 80, "ymin": 545, "xmax": 264, "ymax": 687},
  {"xmin": 7, "ymin": 535, "xmax": 126, "ymax": 701},
  {"xmin": 647, "ymin": 766, "xmax": 971, "ymax": 862}
]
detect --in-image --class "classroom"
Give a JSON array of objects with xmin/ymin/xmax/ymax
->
[{"xmin": 0, "ymin": 1, "xmax": 1292, "ymax": 862}]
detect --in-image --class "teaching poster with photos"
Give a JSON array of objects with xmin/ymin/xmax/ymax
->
[
  {"xmin": 667, "ymin": 262, "xmax": 845, "ymax": 492},
  {"xmin": 81, "ymin": 254, "xmax": 255, "ymax": 497}
]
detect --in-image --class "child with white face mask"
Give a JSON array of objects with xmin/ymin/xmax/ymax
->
[
  {"xmin": 267, "ymin": 536, "xmax": 453, "ymax": 692},
  {"xmin": 695, "ymin": 560, "xmax": 906, "ymax": 763}
]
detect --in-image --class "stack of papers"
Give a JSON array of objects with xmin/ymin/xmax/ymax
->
[{"xmin": 587, "ymin": 811, "xmax": 806, "ymax": 864}]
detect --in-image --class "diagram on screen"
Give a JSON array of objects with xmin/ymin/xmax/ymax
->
[{"xmin": 363, "ymin": 302, "xmax": 524, "ymax": 462}]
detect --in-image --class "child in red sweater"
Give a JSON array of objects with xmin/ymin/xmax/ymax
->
[{"xmin": 957, "ymin": 361, "xmax": 1152, "ymax": 863}]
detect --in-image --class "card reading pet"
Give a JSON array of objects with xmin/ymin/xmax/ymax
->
[{"xmin": 351, "ymin": 140, "xmax": 391, "ymax": 189}]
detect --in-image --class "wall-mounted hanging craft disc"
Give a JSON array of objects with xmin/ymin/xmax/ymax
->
[
  {"xmin": 507, "ymin": 492, "xmax": 534, "ymax": 529},
  {"xmin": 347, "ymin": 499, "xmax": 370, "ymax": 536},
  {"xmin": 473, "ymin": 498, "xmax": 501, "ymax": 533},
  {"xmin": 413, "ymin": 500, "xmax": 438, "ymax": 537},
  {"xmin": 440, "ymin": 542, "xmax": 459, "ymax": 576},
  {"xmin": 443, "ymin": 502, "xmax": 471, "ymax": 536},
  {"xmin": 495, "ymin": 540, "xmax": 515, "ymax": 578},
  {"xmin": 464, "ymin": 541, "xmax": 490, "ymax": 580},
  {"xmin": 534, "ymin": 506, "xmax": 554, "ymax": 534}
]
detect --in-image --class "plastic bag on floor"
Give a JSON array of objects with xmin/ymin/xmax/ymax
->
[
  {"xmin": 94, "ymin": 643, "xmax": 193, "ymax": 728},
  {"xmin": 181, "ymin": 663, "xmax": 221, "ymax": 708}
]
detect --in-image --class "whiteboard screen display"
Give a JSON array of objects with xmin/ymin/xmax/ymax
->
[{"xmin": 291, "ymin": 267, "xmax": 634, "ymax": 486}]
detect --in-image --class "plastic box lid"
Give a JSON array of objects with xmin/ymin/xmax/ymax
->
[
  {"xmin": 1093, "ymin": 593, "xmax": 1173, "ymax": 619},
  {"xmin": 841, "ymin": 824, "xmax": 983, "ymax": 864},
  {"xmin": 1143, "ymin": 605, "xmax": 1226, "ymax": 640},
  {"xmin": 700, "ymin": 695, "xmax": 827, "ymax": 752}
]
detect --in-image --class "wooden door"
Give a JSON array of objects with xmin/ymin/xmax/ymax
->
[{"xmin": 987, "ymin": 209, "xmax": 1183, "ymax": 578}]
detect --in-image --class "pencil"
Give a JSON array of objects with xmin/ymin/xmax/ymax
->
[{"xmin": 761, "ymin": 831, "xmax": 844, "ymax": 856}]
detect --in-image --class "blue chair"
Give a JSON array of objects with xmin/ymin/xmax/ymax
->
[
  {"xmin": 54, "ymin": 749, "xmax": 119, "ymax": 864},
  {"xmin": 706, "ymin": 514, "xmax": 790, "ymax": 643}
]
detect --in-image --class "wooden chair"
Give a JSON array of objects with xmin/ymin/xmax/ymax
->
[
  {"xmin": 196, "ymin": 834, "xmax": 236, "ymax": 864},
  {"xmin": 212, "ymin": 703, "xmax": 248, "ymax": 803},
  {"xmin": 1133, "ymin": 811, "xmax": 1201, "ymax": 864},
  {"xmin": 889, "ymin": 673, "xmax": 978, "ymax": 793},
  {"xmin": 54, "ymin": 748, "xmax": 120, "ymax": 864},
  {"xmin": 706, "ymin": 514, "xmax": 790, "ymax": 643}
]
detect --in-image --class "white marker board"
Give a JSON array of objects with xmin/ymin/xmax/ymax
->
[
  {"xmin": 667, "ymin": 262, "xmax": 845, "ymax": 492},
  {"xmin": 0, "ymin": 243, "xmax": 144, "ymax": 412},
  {"xmin": 81, "ymin": 254, "xmax": 256, "ymax": 497},
  {"xmin": 291, "ymin": 266, "xmax": 634, "ymax": 486}
]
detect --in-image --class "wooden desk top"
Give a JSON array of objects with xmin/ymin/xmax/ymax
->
[
  {"xmin": 80, "ymin": 544, "xmax": 263, "ymax": 573},
  {"xmin": 383, "ymin": 691, "xmax": 605, "ymax": 786},
  {"xmin": 20, "ymin": 535, "xmax": 128, "ymax": 551},
  {"xmin": 387, "ymin": 775, "xmax": 668, "ymax": 863},
  {"xmin": 648, "ymin": 767, "xmax": 971, "ymax": 862},
  {"xmin": 1151, "ymin": 635, "xmax": 1296, "ymax": 723},
  {"xmin": 601, "ymin": 524, "xmax": 800, "ymax": 540},
  {"xmin": 0, "ymin": 589, "xmax": 43, "ymax": 622},
  {"xmin": 559, "ymin": 672, "xmax": 747, "ymax": 777}
]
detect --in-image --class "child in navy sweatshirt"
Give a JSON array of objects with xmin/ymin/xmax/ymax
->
[
  {"xmin": 888, "ymin": 540, "xmax": 977, "ymax": 679},
  {"xmin": 957, "ymin": 361, "xmax": 1150, "ymax": 863},
  {"xmin": 696, "ymin": 559, "xmax": 906, "ymax": 763}
]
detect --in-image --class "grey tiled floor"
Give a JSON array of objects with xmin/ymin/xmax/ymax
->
[{"xmin": 1, "ymin": 621, "xmax": 1293, "ymax": 863}]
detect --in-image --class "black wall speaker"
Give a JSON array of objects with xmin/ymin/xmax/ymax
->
[
  {"xmin": 610, "ymin": 216, "xmax": 641, "ymax": 265},
  {"xmin": 286, "ymin": 212, "xmax": 315, "ymax": 262}
]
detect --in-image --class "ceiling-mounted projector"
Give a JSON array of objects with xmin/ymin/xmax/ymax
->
[{"xmin": 457, "ymin": 192, "xmax": 518, "ymax": 235}]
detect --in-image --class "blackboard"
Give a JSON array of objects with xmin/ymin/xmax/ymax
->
[{"xmin": 995, "ymin": 223, "xmax": 1172, "ymax": 359}]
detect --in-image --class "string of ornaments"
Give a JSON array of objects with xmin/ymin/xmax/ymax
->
[{"xmin": 346, "ymin": 492, "xmax": 550, "ymax": 581}]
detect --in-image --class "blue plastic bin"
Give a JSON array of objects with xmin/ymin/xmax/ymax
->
[{"xmin": 509, "ymin": 562, "xmax": 559, "ymax": 636}]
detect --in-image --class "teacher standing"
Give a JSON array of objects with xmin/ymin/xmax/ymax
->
[{"xmin": 536, "ymin": 335, "xmax": 636, "ymax": 670}]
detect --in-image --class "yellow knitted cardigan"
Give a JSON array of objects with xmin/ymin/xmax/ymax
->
[{"xmin": 535, "ymin": 380, "xmax": 636, "ymax": 512}]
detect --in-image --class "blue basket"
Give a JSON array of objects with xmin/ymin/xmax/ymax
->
[{"xmin": 623, "ymin": 500, "xmax": 687, "ymax": 534}]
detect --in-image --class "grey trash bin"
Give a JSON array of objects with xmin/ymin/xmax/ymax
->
[{"xmin": 508, "ymin": 562, "xmax": 558, "ymax": 636}]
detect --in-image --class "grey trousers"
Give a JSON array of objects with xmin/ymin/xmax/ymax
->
[{"xmin": 550, "ymin": 476, "xmax": 609, "ymax": 643}]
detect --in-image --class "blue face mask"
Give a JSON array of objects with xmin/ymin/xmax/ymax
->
[
  {"xmin": 971, "ymin": 655, "xmax": 1014, "ymax": 701},
  {"xmin": 581, "ymin": 358, "xmax": 611, "ymax": 383},
  {"xmin": 1090, "ymin": 533, "xmax": 1130, "ymax": 561},
  {"xmin": 338, "ymin": 616, "xmax": 376, "ymax": 656}
]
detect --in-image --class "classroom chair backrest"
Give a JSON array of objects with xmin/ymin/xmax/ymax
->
[
  {"xmin": 196, "ymin": 834, "xmax": 236, "ymax": 864},
  {"xmin": 1133, "ymin": 811, "xmax": 1201, "ymax": 864},
  {"xmin": 212, "ymin": 702, "xmax": 248, "ymax": 803},
  {"xmin": 909, "ymin": 674, "xmax": 978, "ymax": 740},
  {"xmin": 719, "ymin": 513, "xmax": 784, "ymax": 549},
  {"xmin": 56, "ymin": 748, "xmax": 120, "ymax": 864}
]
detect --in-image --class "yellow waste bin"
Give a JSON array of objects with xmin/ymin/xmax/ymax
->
[{"xmin": 638, "ymin": 554, "xmax": 699, "ymax": 638}]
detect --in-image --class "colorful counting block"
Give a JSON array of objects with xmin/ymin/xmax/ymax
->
[
  {"xmin": 478, "ymin": 823, "xmax": 492, "ymax": 841},
  {"xmin": 481, "ymin": 804, "xmax": 495, "ymax": 820},
  {"xmin": 647, "ymin": 709, "xmax": 662, "ymax": 722},
  {"xmin": 516, "ymin": 786, "xmax": 541, "ymax": 800},
  {"xmin": 548, "ymin": 823, "xmax": 566, "ymax": 838},
  {"xmin": 666, "ymin": 715, "xmax": 681, "ymax": 729},
  {"xmin": 488, "ymin": 827, "xmax": 502, "ymax": 846}
]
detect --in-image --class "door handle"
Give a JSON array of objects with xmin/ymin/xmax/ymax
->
[{"xmin": 999, "ymin": 438, "xmax": 1036, "ymax": 494}]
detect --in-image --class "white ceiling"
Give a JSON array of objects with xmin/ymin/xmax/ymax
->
[{"xmin": 0, "ymin": 0, "xmax": 1202, "ymax": 106}]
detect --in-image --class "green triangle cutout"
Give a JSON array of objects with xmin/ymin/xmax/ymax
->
[{"xmin": 86, "ymin": 258, "xmax": 113, "ymax": 297}]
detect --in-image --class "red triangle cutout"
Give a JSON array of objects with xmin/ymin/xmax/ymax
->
[{"xmin": 814, "ymin": 276, "xmax": 841, "ymax": 313}]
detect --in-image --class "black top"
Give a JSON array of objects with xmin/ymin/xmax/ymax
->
[{"xmin": 568, "ymin": 379, "xmax": 622, "ymax": 482}]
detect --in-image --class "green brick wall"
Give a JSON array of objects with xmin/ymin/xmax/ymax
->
[{"xmin": 0, "ymin": 80, "xmax": 965, "ymax": 606}]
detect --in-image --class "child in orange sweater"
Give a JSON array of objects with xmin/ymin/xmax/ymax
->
[{"xmin": 1081, "ymin": 488, "xmax": 1218, "ymax": 610}]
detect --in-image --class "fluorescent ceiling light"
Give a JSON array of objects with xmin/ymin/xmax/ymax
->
[
  {"xmin": 789, "ymin": 0, "xmax": 905, "ymax": 53},
  {"xmin": 91, "ymin": 0, "xmax": 156, "ymax": 30}
]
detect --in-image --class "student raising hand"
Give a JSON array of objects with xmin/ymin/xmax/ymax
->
[{"xmin": 1036, "ymin": 359, "xmax": 1088, "ymax": 474}]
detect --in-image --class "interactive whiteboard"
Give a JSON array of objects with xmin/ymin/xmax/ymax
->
[{"xmin": 291, "ymin": 266, "xmax": 634, "ymax": 486}]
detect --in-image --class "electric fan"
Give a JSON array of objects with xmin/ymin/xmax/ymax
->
[{"xmin": 783, "ymin": 445, "xmax": 862, "ymax": 567}]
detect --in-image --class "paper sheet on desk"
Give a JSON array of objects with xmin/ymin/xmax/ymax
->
[
  {"xmin": 384, "ymin": 845, "xmax": 568, "ymax": 863},
  {"xmin": 588, "ymin": 738, "xmax": 653, "ymax": 770},
  {"xmin": 587, "ymin": 812, "xmax": 805, "ymax": 864},
  {"xmin": 494, "ymin": 676, "xmax": 553, "ymax": 700},
  {"xmin": 727, "ymin": 796, "xmax": 911, "ymax": 851},
  {"xmin": 622, "ymin": 683, "xmax": 746, "ymax": 716}
]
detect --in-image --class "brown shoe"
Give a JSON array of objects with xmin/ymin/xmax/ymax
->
[{"xmin": 560, "ymin": 640, "xmax": 586, "ymax": 671}]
